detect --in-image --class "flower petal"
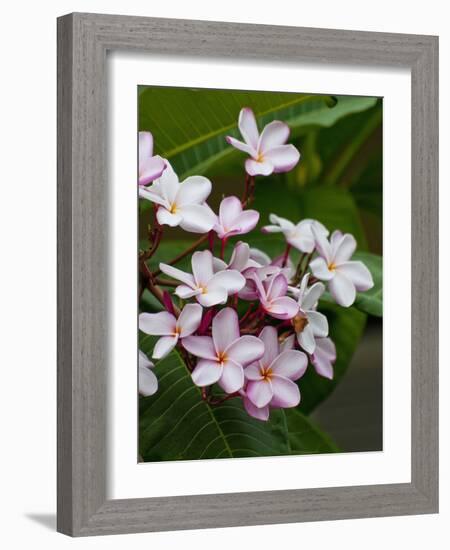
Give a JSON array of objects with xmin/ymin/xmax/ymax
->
[
  {"xmin": 298, "ymin": 323, "xmax": 316, "ymax": 354},
  {"xmin": 177, "ymin": 303, "xmax": 203, "ymax": 337},
  {"xmin": 258, "ymin": 121, "xmax": 290, "ymax": 153},
  {"xmin": 266, "ymin": 273, "xmax": 288, "ymax": 299},
  {"xmin": 218, "ymin": 359, "xmax": 245, "ymax": 393},
  {"xmin": 337, "ymin": 261, "xmax": 374, "ymax": 291},
  {"xmin": 139, "ymin": 365, "xmax": 158, "ymax": 396},
  {"xmin": 270, "ymin": 350, "xmax": 307, "ymax": 380},
  {"xmin": 245, "ymin": 158, "xmax": 274, "ymax": 176},
  {"xmin": 228, "ymin": 210, "xmax": 259, "ymax": 236},
  {"xmin": 264, "ymin": 144, "xmax": 300, "ymax": 173},
  {"xmin": 191, "ymin": 250, "xmax": 214, "ymax": 287},
  {"xmin": 238, "ymin": 107, "xmax": 259, "ymax": 150},
  {"xmin": 219, "ymin": 196, "xmax": 242, "ymax": 230},
  {"xmin": 243, "ymin": 397, "xmax": 269, "ymax": 421},
  {"xmin": 139, "ymin": 131, "xmax": 153, "ymax": 160},
  {"xmin": 159, "ymin": 263, "xmax": 195, "ymax": 288},
  {"xmin": 182, "ymin": 335, "xmax": 217, "ymax": 360},
  {"xmin": 270, "ymin": 376, "xmax": 300, "ymax": 407},
  {"xmin": 207, "ymin": 269, "xmax": 246, "ymax": 295},
  {"xmin": 246, "ymin": 379, "xmax": 273, "ymax": 408},
  {"xmin": 212, "ymin": 307, "xmax": 240, "ymax": 354},
  {"xmin": 333, "ymin": 233, "xmax": 357, "ymax": 263},
  {"xmin": 139, "ymin": 311, "xmax": 176, "ymax": 336},
  {"xmin": 191, "ymin": 360, "xmax": 222, "ymax": 387},
  {"xmin": 197, "ymin": 287, "xmax": 228, "ymax": 307},
  {"xmin": 226, "ymin": 335, "xmax": 265, "ymax": 366},
  {"xmin": 307, "ymin": 310, "xmax": 329, "ymax": 337},
  {"xmin": 249, "ymin": 247, "xmax": 271, "ymax": 266},
  {"xmin": 139, "ymin": 349, "xmax": 153, "ymax": 369},
  {"xmin": 312, "ymin": 226, "xmax": 332, "ymax": 263},
  {"xmin": 302, "ymin": 281, "xmax": 326, "ymax": 310},
  {"xmin": 329, "ymin": 271, "xmax": 356, "ymax": 307},
  {"xmin": 139, "ymin": 155, "xmax": 166, "ymax": 186},
  {"xmin": 280, "ymin": 333, "xmax": 296, "ymax": 352},
  {"xmin": 244, "ymin": 362, "xmax": 264, "ymax": 381},
  {"xmin": 228, "ymin": 242, "xmax": 251, "ymax": 271},
  {"xmin": 266, "ymin": 296, "xmax": 299, "ymax": 320},
  {"xmin": 156, "ymin": 207, "xmax": 183, "ymax": 227},
  {"xmin": 309, "ymin": 257, "xmax": 335, "ymax": 281},
  {"xmin": 138, "ymin": 186, "xmax": 169, "ymax": 207},
  {"xmin": 157, "ymin": 164, "xmax": 180, "ymax": 204},
  {"xmin": 258, "ymin": 326, "xmax": 279, "ymax": 366},
  {"xmin": 176, "ymin": 175, "xmax": 212, "ymax": 206},
  {"xmin": 175, "ymin": 285, "xmax": 202, "ymax": 299},
  {"xmin": 311, "ymin": 337, "xmax": 336, "ymax": 380},
  {"xmin": 225, "ymin": 135, "xmax": 255, "ymax": 156},
  {"xmin": 261, "ymin": 224, "xmax": 283, "ymax": 234},
  {"xmin": 178, "ymin": 204, "xmax": 216, "ymax": 233},
  {"xmin": 153, "ymin": 335, "xmax": 178, "ymax": 359}
]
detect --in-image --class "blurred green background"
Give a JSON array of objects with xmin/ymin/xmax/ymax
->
[{"xmin": 138, "ymin": 86, "xmax": 382, "ymax": 459}]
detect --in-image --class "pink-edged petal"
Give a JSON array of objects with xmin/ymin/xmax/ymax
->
[
  {"xmin": 139, "ymin": 131, "xmax": 153, "ymax": 159},
  {"xmin": 280, "ymin": 333, "xmax": 296, "ymax": 352},
  {"xmin": 175, "ymin": 285, "xmax": 202, "ymax": 299},
  {"xmin": 176, "ymin": 176, "xmax": 212, "ymax": 206},
  {"xmin": 267, "ymin": 272, "xmax": 288, "ymax": 299},
  {"xmin": 225, "ymin": 135, "xmax": 255, "ymax": 156},
  {"xmin": 197, "ymin": 287, "xmax": 228, "ymax": 307},
  {"xmin": 212, "ymin": 307, "xmax": 240, "ymax": 354},
  {"xmin": 309, "ymin": 257, "xmax": 335, "ymax": 281},
  {"xmin": 264, "ymin": 144, "xmax": 300, "ymax": 174},
  {"xmin": 139, "ymin": 156, "xmax": 166, "ymax": 186},
  {"xmin": 191, "ymin": 359, "xmax": 222, "ymax": 387},
  {"xmin": 156, "ymin": 208, "xmax": 182, "ymax": 227},
  {"xmin": 258, "ymin": 121, "xmax": 290, "ymax": 153},
  {"xmin": 245, "ymin": 158, "xmax": 274, "ymax": 176},
  {"xmin": 207, "ymin": 269, "xmax": 246, "ymax": 296},
  {"xmin": 311, "ymin": 337, "xmax": 336, "ymax": 380},
  {"xmin": 249, "ymin": 247, "xmax": 271, "ymax": 266},
  {"xmin": 139, "ymin": 311, "xmax": 176, "ymax": 336},
  {"xmin": 333, "ymin": 233, "xmax": 357, "ymax": 263},
  {"xmin": 312, "ymin": 226, "xmax": 332, "ymax": 263},
  {"xmin": 246, "ymin": 379, "xmax": 273, "ymax": 408},
  {"xmin": 258, "ymin": 326, "xmax": 280, "ymax": 366},
  {"xmin": 191, "ymin": 250, "xmax": 214, "ymax": 287},
  {"xmin": 243, "ymin": 397, "xmax": 269, "ymax": 421},
  {"xmin": 212, "ymin": 257, "xmax": 228, "ymax": 272},
  {"xmin": 139, "ymin": 349, "xmax": 153, "ymax": 369},
  {"xmin": 182, "ymin": 335, "xmax": 217, "ymax": 360},
  {"xmin": 153, "ymin": 335, "xmax": 178, "ymax": 359},
  {"xmin": 337, "ymin": 261, "xmax": 374, "ymax": 291},
  {"xmin": 138, "ymin": 187, "xmax": 169, "ymax": 207},
  {"xmin": 298, "ymin": 324, "xmax": 316, "ymax": 354},
  {"xmin": 178, "ymin": 204, "xmax": 217, "ymax": 233},
  {"xmin": 228, "ymin": 210, "xmax": 260, "ymax": 237},
  {"xmin": 329, "ymin": 271, "xmax": 356, "ymax": 307},
  {"xmin": 226, "ymin": 335, "xmax": 265, "ymax": 366},
  {"xmin": 266, "ymin": 296, "xmax": 299, "ymax": 320},
  {"xmin": 270, "ymin": 350, "xmax": 307, "ymax": 381},
  {"xmin": 219, "ymin": 196, "xmax": 242, "ymax": 229},
  {"xmin": 302, "ymin": 281, "xmax": 326, "ymax": 310},
  {"xmin": 139, "ymin": 365, "xmax": 158, "ymax": 396},
  {"xmin": 159, "ymin": 263, "xmax": 195, "ymax": 288},
  {"xmin": 218, "ymin": 359, "xmax": 245, "ymax": 393},
  {"xmin": 244, "ymin": 363, "xmax": 264, "ymax": 381},
  {"xmin": 228, "ymin": 242, "xmax": 251, "ymax": 271},
  {"xmin": 261, "ymin": 224, "xmax": 283, "ymax": 234},
  {"xmin": 238, "ymin": 107, "xmax": 259, "ymax": 150},
  {"xmin": 177, "ymin": 303, "xmax": 203, "ymax": 337},
  {"xmin": 270, "ymin": 376, "xmax": 300, "ymax": 407},
  {"xmin": 307, "ymin": 310, "xmax": 329, "ymax": 337},
  {"xmin": 287, "ymin": 232, "xmax": 315, "ymax": 254}
]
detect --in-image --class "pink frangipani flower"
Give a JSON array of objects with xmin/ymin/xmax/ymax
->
[
  {"xmin": 183, "ymin": 308, "xmax": 265, "ymax": 393},
  {"xmin": 138, "ymin": 131, "xmax": 166, "ymax": 187},
  {"xmin": 250, "ymin": 271, "xmax": 299, "ymax": 320},
  {"xmin": 311, "ymin": 337, "xmax": 336, "ymax": 380},
  {"xmin": 139, "ymin": 303, "xmax": 202, "ymax": 359},
  {"xmin": 243, "ymin": 326, "xmax": 307, "ymax": 419},
  {"xmin": 139, "ymin": 163, "xmax": 216, "ymax": 233},
  {"xmin": 139, "ymin": 350, "xmax": 158, "ymax": 396},
  {"xmin": 213, "ymin": 241, "xmax": 261, "ymax": 273},
  {"xmin": 262, "ymin": 215, "xmax": 329, "ymax": 254},
  {"xmin": 226, "ymin": 108, "xmax": 300, "ymax": 176},
  {"xmin": 159, "ymin": 250, "xmax": 245, "ymax": 307},
  {"xmin": 213, "ymin": 196, "xmax": 259, "ymax": 240},
  {"xmin": 289, "ymin": 274, "xmax": 328, "ymax": 354},
  {"xmin": 310, "ymin": 229, "xmax": 374, "ymax": 307}
]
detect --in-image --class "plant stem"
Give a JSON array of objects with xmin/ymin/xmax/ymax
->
[
  {"xmin": 282, "ymin": 243, "xmax": 292, "ymax": 267},
  {"xmin": 154, "ymin": 277, "xmax": 178, "ymax": 287},
  {"xmin": 152, "ymin": 234, "xmax": 209, "ymax": 276}
]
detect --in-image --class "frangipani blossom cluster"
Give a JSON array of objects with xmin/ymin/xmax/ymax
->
[{"xmin": 138, "ymin": 107, "xmax": 374, "ymax": 421}]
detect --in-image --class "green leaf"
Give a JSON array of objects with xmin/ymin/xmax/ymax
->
[
  {"xmin": 353, "ymin": 251, "xmax": 382, "ymax": 317},
  {"xmin": 298, "ymin": 304, "xmax": 367, "ymax": 414},
  {"xmin": 139, "ymin": 342, "xmax": 290, "ymax": 461},
  {"xmin": 285, "ymin": 408, "xmax": 339, "ymax": 454}
]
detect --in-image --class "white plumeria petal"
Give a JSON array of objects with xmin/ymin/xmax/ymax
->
[
  {"xmin": 333, "ymin": 233, "xmax": 357, "ymax": 263},
  {"xmin": 175, "ymin": 285, "xmax": 202, "ymax": 299},
  {"xmin": 269, "ymin": 214, "xmax": 295, "ymax": 232},
  {"xmin": 244, "ymin": 363, "xmax": 264, "ymax": 381},
  {"xmin": 219, "ymin": 196, "xmax": 242, "ymax": 231},
  {"xmin": 182, "ymin": 336, "xmax": 217, "ymax": 360},
  {"xmin": 225, "ymin": 135, "xmax": 255, "ymax": 155},
  {"xmin": 191, "ymin": 360, "xmax": 222, "ymax": 387},
  {"xmin": 139, "ymin": 365, "xmax": 158, "ymax": 396},
  {"xmin": 157, "ymin": 164, "xmax": 180, "ymax": 204},
  {"xmin": 212, "ymin": 308, "xmax": 240, "ymax": 354},
  {"xmin": 261, "ymin": 224, "xmax": 283, "ymax": 234},
  {"xmin": 227, "ymin": 210, "xmax": 260, "ymax": 237},
  {"xmin": 309, "ymin": 257, "xmax": 335, "ymax": 281},
  {"xmin": 207, "ymin": 270, "xmax": 246, "ymax": 296},
  {"xmin": 270, "ymin": 350, "xmax": 307, "ymax": 381},
  {"xmin": 238, "ymin": 107, "xmax": 260, "ymax": 150},
  {"xmin": 153, "ymin": 335, "xmax": 178, "ymax": 359},
  {"xmin": 139, "ymin": 131, "xmax": 153, "ymax": 160},
  {"xmin": 270, "ymin": 376, "xmax": 300, "ymax": 408},
  {"xmin": 139, "ymin": 349, "xmax": 153, "ymax": 369},
  {"xmin": 156, "ymin": 208, "xmax": 183, "ymax": 227},
  {"xmin": 245, "ymin": 158, "xmax": 274, "ymax": 176},
  {"xmin": 176, "ymin": 175, "xmax": 212, "ymax": 207},
  {"xmin": 298, "ymin": 323, "xmax": 316, "ymax": 354},
  {"xmin": 177, "ymin": 303, "xmax": 203, "ymax": 338},
  {"xmin": 159, "ymin": 263, "xmax": 195, "ymax": 288},
  {"xmin": 311, "ymin": 337, "xmax": 336, "ymax": 380},
  {"xmin": 218, "ymin": 360, "xmax": 245, "ymax": 393},
  {"xmin": 258, "ymin": 326, "xmax": 279, "ymax": 367},
  {"xmin": 225, "ymin": 335, "xmax": 265, "ymax": 366},
  {"xmin": 302, "ymin": 281, "xmax": 326, "ymax": 310},
  {"xmin": 178, "ymin": 204, "xmax": 216, "ymax": 233},
  {"xmin": 243, "ymin": 397, "xmax": 269, "ymax": 421},
  {"xmin": 329, "ymin": 271, "xmax": 356, "ymax": 307},
  {"xmin": 307, "ymin": 310, "xmax": 329, "ymax": 337},
  {"xmin": 228, "ymin": 242, "xmax": 251, "ymax": 271},
  {"xmin": 246, "ymin": 379, "xmax": 273, "ymax": 408},
  {"xmin": 191, "ymin": 250, "xmax": 214, "ymax": 287},
  {"xmin": 139, "ymin": 156, "xmax": 166, "ymax": 186},
  {"xmin": 337, "ymin": 261, "xmax": 374, "ymax": 291},
  {"xmin": 312, "ymin": 226, "xmax": 332, "ymax": 263},
  {"xmin": 258, "ymin": 121, "xmax": 290, "ymax": 153},
  {"xmin": 139, "ymin": 311, "xmax": 176, "ymax": 336},
  {"xmin": 197, "ymin": 287, "xmax": 228, "ymax": 307},
  {"xmin": 249, "ymin": 247, "xmax": 271, "ymax": 266},
  {"xmin": 264, "ymin": 144, "xmax": 300, "ymax": 173},
  {"xmin": 138, "ymin": 187, "xmax": 169, "ymax": 207},
  {"xmin": 280, "ymin": 333, "xmax": 296, "ymax": 352}
]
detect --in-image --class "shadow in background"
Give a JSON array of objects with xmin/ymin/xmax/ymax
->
[{"xmin": 25, "ymin": 513, "xmax": 56, "ymax": 531}]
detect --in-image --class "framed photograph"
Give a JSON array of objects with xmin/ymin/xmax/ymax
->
[{"xmin": 57, "ymin": 13, "xmax": 438, "ymax": 536}]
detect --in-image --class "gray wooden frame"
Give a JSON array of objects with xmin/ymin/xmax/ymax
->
[{"xmin": 57, "ymin": 12, "xmax": 439, "ymax": 537}]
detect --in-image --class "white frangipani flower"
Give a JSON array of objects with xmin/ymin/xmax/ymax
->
[
  {"xmin": 139, "ymin": 350, "xmax": 158, "ymax": 396},
  {"xmin": 262, "ymin": 214, "xmax": 329, "ymax": 253}
]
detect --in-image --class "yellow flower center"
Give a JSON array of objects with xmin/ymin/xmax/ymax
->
[
  {"xmin": 169, "ymin": 203, "xmax": 178, "ymax": 214},
  {"xmin": 217, "ymin": 351, "xmax": 228, "ymax": 365},
  {"xmin": 292, "ymin": 314, "xmax": 309, "ymax": 334},
  {"xmin": 261, "ymin": 366, "xmax": 273, "ymax": 382},
  {"xmin": 328, "ymin": 262, "xmax": 337, "ymax": 271},
  {"xmin": 256, "ymin": 152, "xmax": 265, "ymax": 163}
]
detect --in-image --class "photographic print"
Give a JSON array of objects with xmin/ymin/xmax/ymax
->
[{"xmin": 138, "ymin": 87, "xmax": 382, "ymax": 462}]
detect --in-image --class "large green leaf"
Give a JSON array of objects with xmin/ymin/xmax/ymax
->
[
  {"xmin": 285, "ymin": 408, "xmax": 339, "ymax": 454},
  {"xmin": 298, "ymin": 304, "xmax": 367, "ymax": 414},
  {"xmin": 139, "ymin": 342, "xmax": 290, "ymax": 461}
]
